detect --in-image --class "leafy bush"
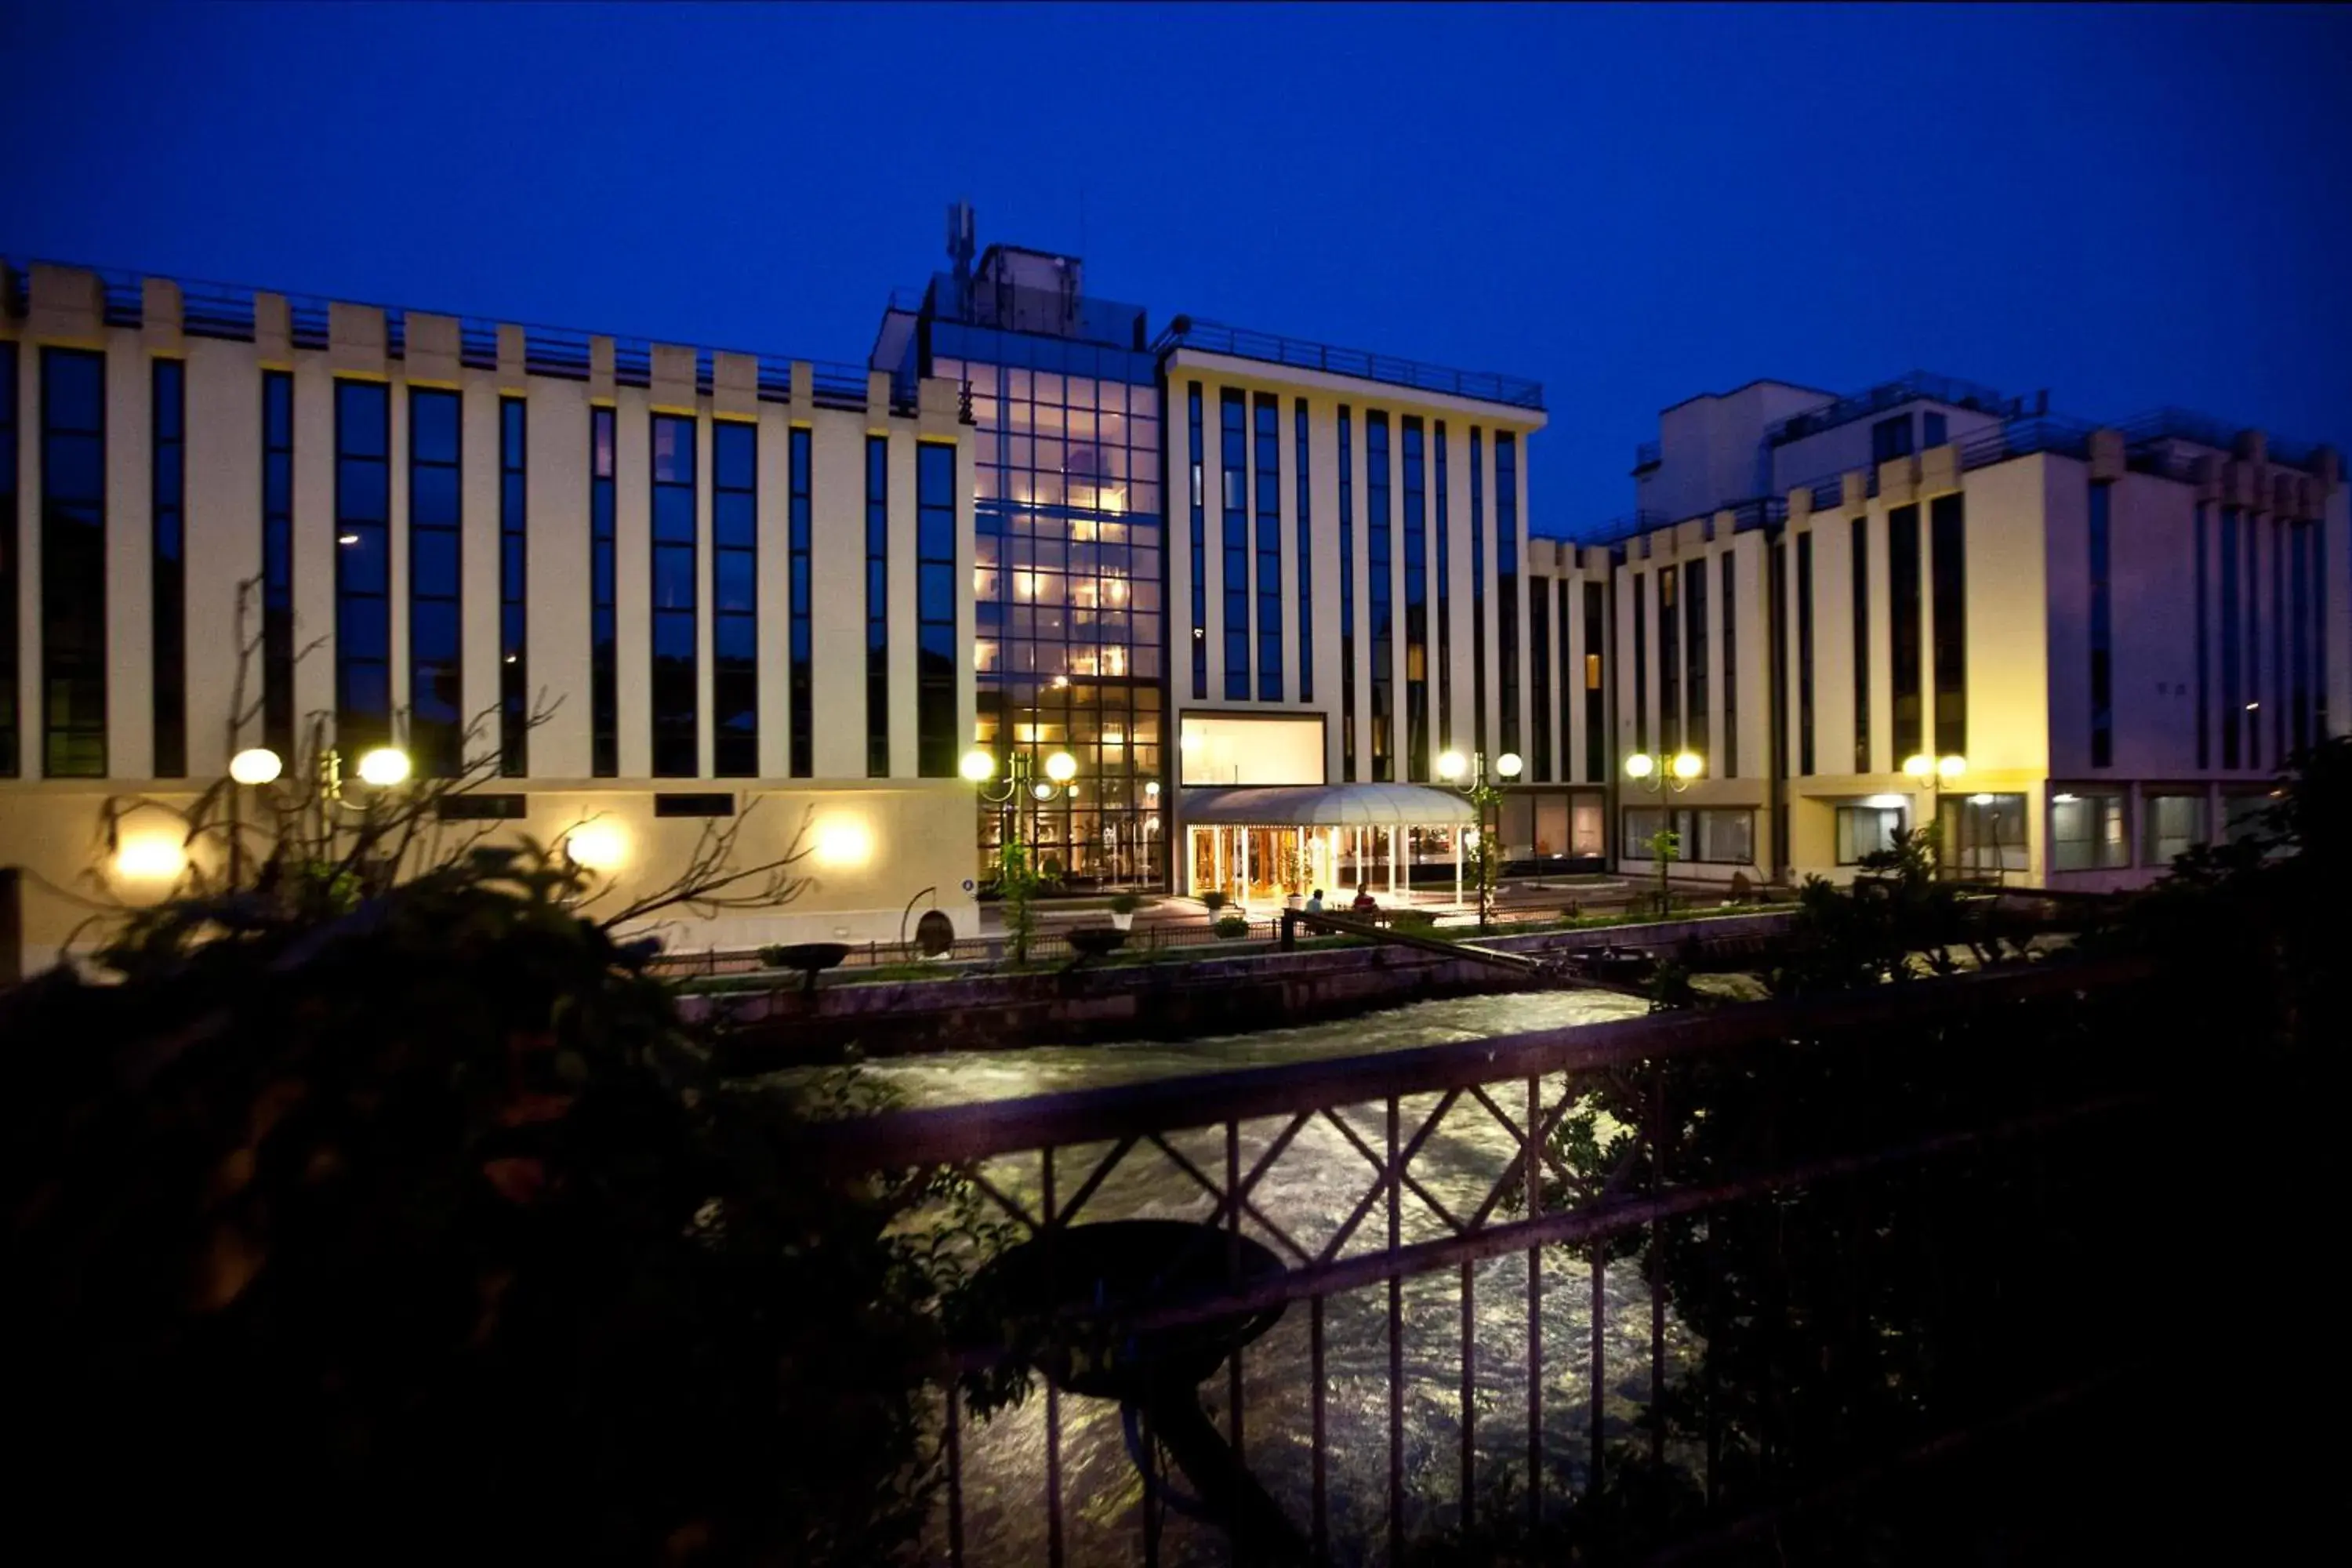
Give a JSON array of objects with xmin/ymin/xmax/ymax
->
[
  {"xmin": 1214, "ymin": 914, "xmax": 1250, "ymax": 939},
  {"xmin": 0, "ymin": 843, "xmax": 1014, "ymax": 1567}
]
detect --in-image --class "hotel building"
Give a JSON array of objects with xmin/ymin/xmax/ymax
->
[{"xmin": 2, "ymin": 220, "xmax": 2344, "ymax": 973}]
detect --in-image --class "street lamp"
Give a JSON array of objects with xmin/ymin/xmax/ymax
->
[
  {"xmin": 1624, "ymin": 751, "xmax": 1704, "ymax": 915},
  {"xmin": 1437, "ymin": 747, "xmax": 1522, "ymax": 931},
  {"xmin": 1902, "ymin": 753, "xmax": 1968, "ymax": 875},
  {"xmin": 220, "ymin": 740, "xmax": 414, "ymax": 884},
  {"xmin": 963, "ymin": 745, "xmax": 1079, "ymax": 856}
]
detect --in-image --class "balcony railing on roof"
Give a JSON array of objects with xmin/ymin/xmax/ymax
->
[
  {"xmin": 1766, "ymin": 370, "xmax": 2014, "ymax": 447},
  {"xmin": 1155, "ymin": 317, "xmax": 1545, "ymax": 412},
  {"xmin": 1570, "ymin": 497, "xmax": 1784, "ymax": 549},
  {"xmin": 2114, "ymin": 406, "xmax": 2327, "ymax": 474}
]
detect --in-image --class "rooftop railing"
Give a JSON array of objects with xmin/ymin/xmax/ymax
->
[
  {"xmin": 1155, "ymin": 317, "xmax": 1545, "ymax": 412},
  {"xmin": 1568, "ymin": 495, "xmax": 1785, "ymax": 549},
  {"xmin": 1765, "ymin": 369, "xmax": 2013, "ymax": 447},
  {"xmin": 4, "ymin": 254, "xmax": 882, "ymax": 409}
]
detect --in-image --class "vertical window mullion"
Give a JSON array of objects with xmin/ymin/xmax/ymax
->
[
  {"xmin": 1685, "ymin": 558, "xmax": 1708, "ymax": 768},
  {"xmin": 406, "ymin": 387, "xmax": 463, "ymax": 778},
  {"xmin": 1470, "ymin": 427, "xmax": 1486, "ymax": 756},
  {"xmin": 649, "ymin": 412, "xmax": 699, "ymax": 779},
  {"xmin": 1294, "ymin": 399, "xmax": 1313, "ymax": 706},
  {"xmin": 1528, "ymin": 578, "xmax": 1552, "ymax": 781},
  {"xmin": 590, "ymin": 406, "xmax": 618, "ymax": 777},
  {"xmin": 1366, "ymin": 411, "xmax": 1392, "ymax": 779},
  {"xmin": 1188, "ymin": 383, "xmax": 1206, "ymax": 702},
  {"xmin": 1851, "ymin": 516, "xmax": 1870, "ymax": 772},
  {"xmin": 1254, "ymin": 393, "xmax": 1282, "ymax": 702},
  {"xmin": 914, "ymin": 441, "xmax": 956, "ymax": 776},
  {"xmin": 1888, "ymin": 504, "xmax": 1921, "ymax": 763},
  {"xmin": 1338, "ymin": 406, "xmax": 1356, "ymax": 778},
  {"xmin": 1401, "ymin": 416, "xmax": 1426, "ymax": 779},
  {"xmin": 1221, "ymin": 389, "xmax": 1249, "ymax": 702},
  {"xmin": 1930, "ymin": 492, "xmax": 1967, "ymax": 759},
  {"xmin": 1720, "ymin": 550, "xmax": 1738, "ymax": 779},
  {"xmin": 1583, "ymin": 581, "xmax": 1605, "ymax": 783},
  {"xmin": 1496, "ymin": 432, "xmax": 1520, "ymax": 757},
  {"xmin": 2089, "ymin": 481, "xmax": 2112, "ymax": 768},
  {"xmin": 1796, "ymin": 532, "xmax": 1815, "ymax": 776},
  {"xmin": 788, "ymin": 426, "xmax": 812, "ymax": 777},
  {"xmin": 263, "ymin": 371, "xmax": 296, "ymax": 758}
]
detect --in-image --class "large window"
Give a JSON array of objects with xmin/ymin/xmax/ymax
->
[
  {"xmin": 2289, "ymin": 519, "xmax": 2310, "ymax": 757},
  {"xmin": 649, "ymin": 413, "xmax": 698, "ymax": 778},
  {"xmin": 2143, "ymin": 793, "xmax": 2207, "ymax": 866},
  {"xmin": 1938, "ymin": 792, "xmax": 2027, "ymax": 876},
  {"xmin": 1719, "ymin": 551, "xmax": 1738, "ymax": 779},
  {"xmin": 1684, "ymin": 557, "xmax": 1709, "ymax": 768},
  {"xmin": 0, "ymin": 341, "xmax": 16, "ymax": 777},
  {"xmin": 1632, "ymin": 572, "xmax": 1648, "ymax": 754},
  {"xmin": 2089, "ymin": 482, "xmax": 2113, "ymax": 768},
  {"xmin": 151, "ymin": 358, "xmax": 187, "ymax": 777},
  {"xmin": 1836, "ymin": 804, "xmax": 1905, "ymax": 866},
  {"xmin": 788, "ymin": 426, "xmax": 813, "ymax": 778},
  {"xmin": 263, "ymin": 371, "xmax": 296, "ymax": 757},
  {"xmin": 1871, "ymin": 414, "xmax": 1915, "ymax": 465},
  {"xmin": 1583, "ymin": 582, "xmax": 1606, "ymax": 782},
  {"xmin": 2242, "ymin": 510, "xmax": 2259, "ymax": 771},
  {"xmin": 1221, "ymin": 389, "xmax": 1249, "ymax": 701},
  {"xmin": 915, "ymin": 441, "xmax": 958, "ymax": 777},
  {"xmin": 333, "ymin": 379, "xmax": 392, "ymax": 756},
  {"xmin": 1889, "ymin": 503, "xmax": 1921, "ymax": 764},
  {"xmin": 712, "ymin": 419, "xmax": 757, "ymax": 778},
  {"xmin": 1624, "ymin": 806, "xmax": 1753, "ymax": 865},
  {"xmin": 589, "ymin": 407, "xmax": 617, "ymax": 777},
  {"xmin": 1367, "ymin": 411, "xmax": 1394, "ymax": 779},
  {"xmin": 1294, "ymin": 400, "xmax": 1312, "ymax": 704},
  {"xmin": 1795, "ymin": 532, "xmax": 1815, "ymax": 775},
  {"xmin": 2220, "ymin": 506, "xmax": 2241, "ymax": 769},
  {"xmin": 866, "ymin": 434, "xmax": 890, "ymax": 777},
  {"xmin": 1496, "ymin": 431, "xmax": 1521, "ymax": 756},
  {"xmin": 41, "ymin": 348, "xmax": 107, "ymax": 777},
  {"xmin": 1189, "ymin": 383, "xmax": 1206, "ymax": 701},
  {"xmin": 1658, "ymin": 565, "xmax": 1680, "ymax": 755},
  {"xmin": 1470, "ymin": 427, "xmax": 1487, "ymax": 753},
  {"xmin": 1254, "ymin": 393, "xmax": 1283, "ymax": 702},
  {"xmin": 2194, "ymin": 503, "xmax": 2209, "ymax": 769},
  {"xmin": 1339, "ymin": 406, "xmax": 1356, "ymax": 777},
  {"xmin": 498, "ymin": 397, "xmax": 528, "ymax": 777},
  {"xmin": 1178, "ymin": 713, "xmax": 1324, "ymax": 786},
  {"xmin": 1851, "ymin": 516, "xmax": 1870, "ymax": 772},
  {"xmin": 1930, "ymin": 492, "xmax": 1967, "ymax": 758},
  {"xmin": 2051, "ymin": 791, "xmax": 2127, "ymax": 871},
  {"xmin": 408, "ymin": 387, "xmax": 463, "ymax": 777},
  {"xmin": 1401, "ymin": 416, "xmax": 1428, "ymax": 777},
  {"xmin": 1555, "ymin": 582, "xmax": 1573, "ymax": 783},
  {"xmin": 1435, "ymin": 422, "xmax": 1451, "ymax": 746}
]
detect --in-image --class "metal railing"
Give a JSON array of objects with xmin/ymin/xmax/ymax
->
[
  {"xmin": 1764, "ymin": 370, "xmax": 2013, "ymax": 447},
  {"xmin": 796, "ymin": 954, "xmax": 2162, "ymax": 1566},
  {"xmin": 1155, "ymin": 318, "xmax": 1545, "ymax": 412}
]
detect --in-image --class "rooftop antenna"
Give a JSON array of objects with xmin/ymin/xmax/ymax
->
[{"xmin": 947, "ymin": 198, "xmax": 976, "ymax": 288}]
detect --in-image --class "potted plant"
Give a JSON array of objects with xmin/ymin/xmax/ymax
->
[
  {"xmin": 1200, "ymin": 890, "xmax": 1228, "ymax": 916},
  {"xmin": 1108, "ymin": 891, "xmax": 1142, "ymax": 932}
]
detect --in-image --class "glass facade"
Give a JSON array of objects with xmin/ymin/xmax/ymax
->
[
  {"xmin": 0, "ymin": 342, "xmax": 16, "ymax": 777},
  {"xmin": 1496, "ymin": 431, "xmax": 1520, "ymax": 756},
  {"xmin": 408, "ymin": 387, "xmax": 463, "ymax": 777},
  {"xmin": 649, "ymin": 412, "xmax": 697, "ymax": 778},
  {"xmin": 915, "ymin": 441, "xmax": 958, "ymax": 778},
  {"xmin": 2220, "ymin": 505, "xmax": 2240, "ymax": 769},
  {"xmin": 2243, "ymin": 511, "xmax": 2259, "ymax": 771},
  {"xmin": 1851, "ymin": 516, "xmax": 1870, "ymax": 772},
  {"xmin": 1889, "ymin": 503, "xmax": 1922, "ymax": 764},
  {"xmin": 1254, "ymin": 393, "xmax": 1282, "ymax": 702},
  {"xmin": 1555, "ymin": 581, "xmax": 1572, "ymax": 782},
  {"xmin": 1836, "ymin": 804, "xmax": 1903, "ymax": 864},
  {"xmin": 788, "ymin": 426, "xmax": 813, "ymax": 777},
  {"xmin": 2089, "ymin": 481, "xmax": 2112, "ymax": 768},
  {"xmin": 2052, "ymin": 792, "xmax": 2128, "ymax": 871},
  {"xmin": 498, "ymin": 397, "xmax": 527, "ymax": 777},
  {"xmin": 1632, "ymin": 572, "xmax": 1647, "ymax": 754},
  {"xmin": 332, "ymin": 379, "xmax": 392, "ymax": 755},
  {"xmin": 2144, "ymin": 793, "xmax": 2206, "ymax": 866},
  {"xmin": 589, "ymin": 406, "xmax": 617, "ymax": 777},
  {"xmin": 1470, "ymin": 427, "xmax": 1486, "ymax": 753},
  {"xmin": 712, "ymin": 419, "xmax": 757, "ymax": 778},
  {"xmin": 1658, "ymin": 567, "xmax": 1680, "ymax": 756},
  {"xmin": 1221, "ymin": 389, "xmax": 1248, "ymax": 701},
  {"xmin": 1528, "ymin": 576, "xmax": 1552, "ymax": 779},
  {"xmin": 2194, "ymin": 502, "xmax": 2209, "ymax": 769},
  {"xmin": 1937, "ymin": 791, "xmax": 2027, "ymax": 876},
  {"xmin": 1294, "ymin": 399, "xmax": 1312, "ymax": 704},
  {"xmin": 1435, "ymin": 423, "xmax": 1452, "ymax": 749},
  {"xmin": 1720, "ymin": 551, "xmax": 1738, "ymax": 779},
  {"xmin": 1401, "ymin": 416, "xmax": 1428, "ymax": 778},
  {"xmin": 1583, "ymin": 581, "xmax": 1605, "ymax": 782},
  {"xmin": 1366, "ymin": 411, "xmax": 1394, "ymax": 779},
  {"xmin": 866, "ymin": 434, "xmax": 890, "ymax": 777},
  {"xmin": 1795, "ymin": 531, "xmax": 1815, "ymax": 775},
  {"xmin": 1930, "ymin": 492, "xmax": 1967, "ymax": 759},
  {"xmin": 151, "ymin": 358, "xmax": 186, "ymax": 778},
  {"xmin": 1188, "ymin": 383, "xmax": 1205, "ymax": 701},
  {"xmin": 946, "ymin": 346, "xmax": 1162, "ymax": 881},
  {"xmin": 262, "ymin": 371, "xmax": 295, "ymax": 757},
  {"xmin": 41, "ymin": 348, "xmax": 107, "ymax": 777},
  {"xmin": 1685, "ymin": 557, "xmax": 1709, "ymax": 768},
  {"xmin": 1338, "ymin": 406, "xmax": 1357, "ymax": 778}
]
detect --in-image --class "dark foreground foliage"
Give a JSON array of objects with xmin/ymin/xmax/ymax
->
[{"xmin": 1, "ymin": 844, "xmax": 1011, "ymax": 1567}]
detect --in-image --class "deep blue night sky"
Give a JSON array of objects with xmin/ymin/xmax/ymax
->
[{"xmin": 5, "ymin": 1, "xmax": 2347, "ymax": 532}]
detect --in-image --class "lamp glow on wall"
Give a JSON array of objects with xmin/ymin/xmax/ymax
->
[
  {"xmin": 813, "ymin": 816, "xmax": 873, "ymax": 869},
  {"xmin": 562, "ymin": 820, "xmax": 627, "ymax": 873},
  {"xmin": 113, "ymin": 834, "xmax": 189, "ymax": 882}
]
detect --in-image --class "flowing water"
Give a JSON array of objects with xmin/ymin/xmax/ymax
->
[{"xmin": 777, "ymin": 990, "xmax": 1706, "ymax": 1566}]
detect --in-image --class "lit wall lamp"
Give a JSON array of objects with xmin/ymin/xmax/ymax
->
[{"xmin": 1624, "ymin": 750, "xmax": 1704, "ymax": 793}]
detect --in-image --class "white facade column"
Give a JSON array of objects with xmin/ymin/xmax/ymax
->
[{"xmin": 1387, "ymin": 825, "xmax": 1399, "ymax": 898}]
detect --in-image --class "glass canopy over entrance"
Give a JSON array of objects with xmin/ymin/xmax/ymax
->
[{"xmin": 1181, "ymin": 783, "xmax": 1478, "ymax": 912}]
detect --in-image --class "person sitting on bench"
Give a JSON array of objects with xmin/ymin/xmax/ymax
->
[{"xmin": 1350, "ymin": 884, "xmax": 1379, "ymax": 914}]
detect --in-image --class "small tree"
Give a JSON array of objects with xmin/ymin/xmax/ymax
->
[
  {"xmin": 993, "ymin": 835, "xmax": 1044, "ymax": 965},
  {"xmin": 1646, "ymin": 826, "xmax": 1681, "ymax": 918}
]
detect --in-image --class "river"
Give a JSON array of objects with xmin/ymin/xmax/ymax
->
[{"xmin": 779, "ymin": 989, "xmax": 1706, "ymax": 1566}]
